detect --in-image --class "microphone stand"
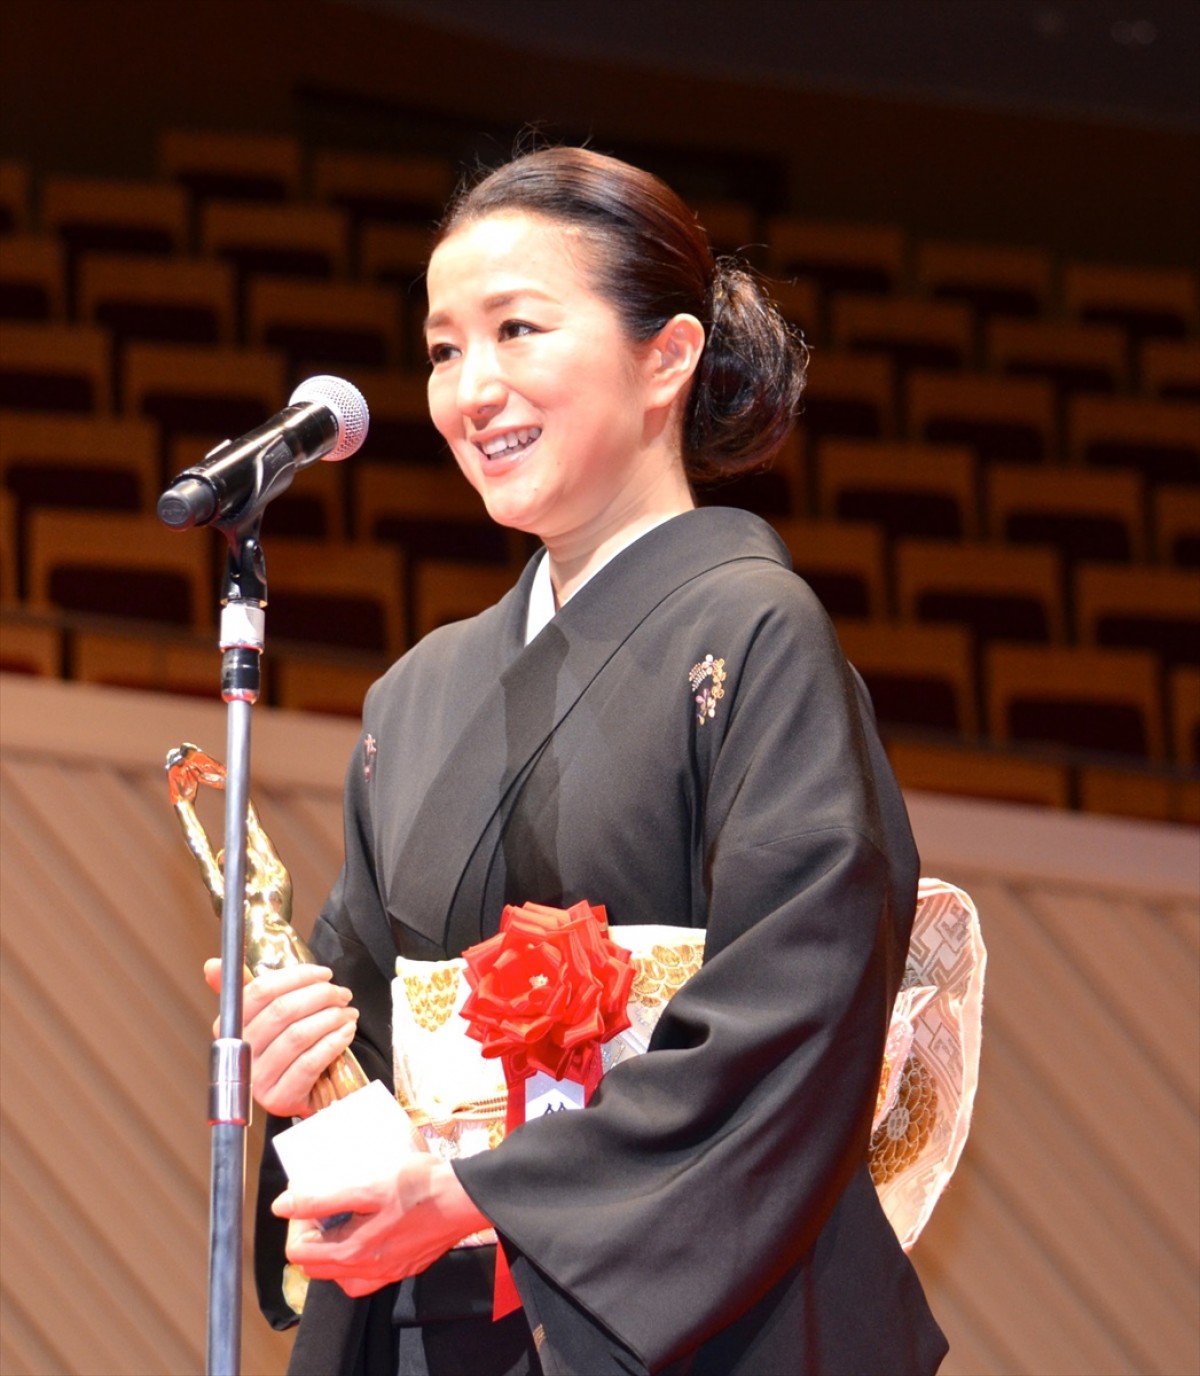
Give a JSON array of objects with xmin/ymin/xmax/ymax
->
[{"xmin": 207, "ymin": 511, "xmax": 269, "ymax": 1376}]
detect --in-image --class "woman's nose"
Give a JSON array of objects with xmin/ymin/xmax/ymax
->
[{"xmin": 458, "ymin": 348, "xmax": 506, "ymax": 420}]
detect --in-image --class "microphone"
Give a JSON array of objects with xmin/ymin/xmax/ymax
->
[{"xmin": 156, "ymin": 375, "xmax": 369, "ymax": 531}]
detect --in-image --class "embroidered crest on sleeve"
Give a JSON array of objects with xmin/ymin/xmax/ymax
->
[
  {"xmin": 362, "ymin": 733, "xmax": 377, "ymax": 781},
  {"xmin": 688, "ymin": 654, "xmax": 727, "ymax": 726}
]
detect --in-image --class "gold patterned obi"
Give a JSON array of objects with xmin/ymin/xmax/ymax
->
[{"xmin": 391, "ymin": 885, "xmax": 984, "ymax": 1253}]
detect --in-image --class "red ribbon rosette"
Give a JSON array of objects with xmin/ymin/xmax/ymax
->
[{"xmin": 460, "ymin": 900, "xmax": 634, "ymax": 1319}]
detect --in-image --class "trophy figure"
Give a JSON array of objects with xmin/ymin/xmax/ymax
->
[{"xmin": 166, "ymin": 742, "xmax": 368, "ymax": 1111}]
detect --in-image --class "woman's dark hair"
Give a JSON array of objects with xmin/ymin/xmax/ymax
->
[{"xmin": 436, "ymin": 147, "xmax": 808, "ymax": 482}]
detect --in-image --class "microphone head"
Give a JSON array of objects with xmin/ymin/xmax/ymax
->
[{"xmin": 289, "ymin": 375, "xmax": 370, "ymax": 462}]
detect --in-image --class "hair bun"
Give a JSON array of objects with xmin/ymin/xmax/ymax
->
[{"xmin": 684, "ymin": 260, "xmax": 809, "ymax": 482}]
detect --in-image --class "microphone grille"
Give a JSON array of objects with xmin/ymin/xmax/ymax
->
[{"xmin": 289, "ymin": 375, "xmax": 370, "ymax": 462}]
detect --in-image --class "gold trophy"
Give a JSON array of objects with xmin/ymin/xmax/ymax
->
[{"xmin": 166, "ymin": 743, "xmax": 368, "ymax": 1111}]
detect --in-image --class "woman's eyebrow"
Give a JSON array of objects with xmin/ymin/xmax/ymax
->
[{"xmin": 424, "ymin": 289, "xmax": 556, "ymax": 336}]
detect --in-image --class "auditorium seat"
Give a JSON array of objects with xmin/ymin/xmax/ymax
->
[
  {"xmin": 71, "ymin": 627, "xmax": 219, "ymax": 698},
  {"xmin": 1169, "ymin": 665, "xmax": 1200, "ymax": 765},
  {"xmin": 245, "ymin": 277, "xmax": 402, "ymax": 381},
  {"xmin": 692, "ymin": 198, "xmax": 761, "ymax": 261},
  {"xmin": 800, "ymin": 353, "xmax": 896, "ymax": 446},
  {"xmin": 254, "ymin": 537, "xmax": 406, "ymax": 658},
  {"xmin": 1062, "ymin": 262, "xmax": 1199, "ymax": 346},
  {"xmin": 835, "ymin": 619, "xmax": 978, "ymax": 736},
  {"xmin": 768, "ymin": 518, "xmax": 888, "ymax": 619},
  {"xmin": 986, "ymin": 318, "xmax": 1128, "ymax": 400},
  {"xmin": 201, "ymin": 202, "xmax": 350, "ymax": 338},
  {"xmin": 986, "ymin": 464, "xmax": 1146, "ymax": 569},
  {"xmin": 885, "ymin": 738, "xmax": 1071, "ymax": 809},
  {"xmin": 167, "ymin": 435, "xmax": 347, "ymax": 541},
  {"xmin": 359, "ymin": 222, "xmax": 435, "ymax": 367},
  {"xmin": 766, "ymin": 217, "xmax": 905, "ymax": 297},
  {"xmin": 700, "ymin": 429, "xmax": 806, "ymax": 518},
  {"xmin": 907, "ymin": 371, "xmax": 1056, "ymax": 467},
  {"xmin": 0, "ymin": 160, "xmax": 31, "ymax": 235},
  {"xmin": 158, "ymin": 128, "xmax": 303, "ymax": 207},
  {"xmin": 1067, "ymin": 394, "xmax": 1200, "ymax": 487},
  {"xmin": 412, "ymin": 559, "xmax": 520, "ymax": 641},
  {"xmin": 915, "ymin": 240, "xmax": 1052, "ymax": 324},
  {"xmin": 0, "ymin": 413, "xmax": 160, "ymax": 597},
  {"xmin": 1077, "ymin": 764, "xmax": 1200, "ymax": 825},
  {"xmin": 767, "ymin": 278, "xmax": 821, "ymax": 348},
  {"xmin": 360, "ymin": 222, "xmax": 433, "ymax": 285},
  {"xmin": 985, "ymin": 643, "xmax": 1164, "ymax": 760},
  {"xmin": 347, "ymin": 369, "xmax": 446, "ymax": 467},
  {"xmin": 355, "ymin": 459, "xmax": 524, "ymax": 641},
  {"xmin": 830, "ymin": 295, "xmax": 974, "ymax": 377},
  {"xmin": 0, "ymin": 490, "xmax": 16, "ymax": 605},
  {"xmin": 26, "ymin": 509, "xmax": 216, "ymax": 630},
  {"xmin": 0, "ymin": 322, "xmax": 111, "ymax": 413},
  {"xmin": 312, "ymin": 149, "xmax": 455, "ymax": 232},
  {"xmin": 1153, "ymin": 485, "xmax": 1200, "ymax": 567},
  {"xmin": 1074, "ymin": 564, "xmax": 1200, "ymax": 673},
  {"xmin": 1140, "ymin": 339, "xmax": 1200, "ymax": 402},
  {"xmin": 78, "ymin": 254, "xmax": 236, "ymax": 355},
  {"xmin": 123, "ymin": 342, "xmax": 286, "ymax": 472},
  {"xmin": 0, "ymin": 610, "xmax": 62, "ymax": 676},
  {"xmin": 201, "ymin": 201, "xmax": 350, "ymax": 282},
  {"xmin": 0, "ymin": 236, "xmax": 66, "ymax": 321},
  {"xmin": 816, "ymin": 439, "xmax": 978, "ymax": 542},
  {"xmin": 895, "ymin": 539, "xmax": 1064, "ymax": 652},
  {"xmin": 40, "ymin": 176, "xmax": 189, "ymax": 312},
  {"xmin": 272, "ymin": 650, "xmax": 389, "ymax": 717}
]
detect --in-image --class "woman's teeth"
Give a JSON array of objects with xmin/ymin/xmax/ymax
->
[{"xmin": 480, "ymin": 428, "xmax": 542, "ymax": 457}]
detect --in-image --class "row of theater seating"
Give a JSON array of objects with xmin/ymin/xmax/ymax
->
[
  {"xmin": 2, "ymin": 323, "xmax": 1198, "ymax": 490},
  {"xmin": 1, "ymin": 134, "xmax": 1196, "ymax": 824},
  {"xmin": 1, "ymin": 410, "xmax": 1195, "ymax": 566},
  {"xmin": 4, "ymin": 234, "xmax": 1200, "ymax": 392},
  {"xmin": 1, "ymin": 499, "xmax": 1195, "ymax": 756},
  {"xmin": 2, "ymin": 134, "xmax": 1197, "ymax": 339},
  {"xmin": 3, "ymin": 595, "xmax": 1197, "ymax": 824}
]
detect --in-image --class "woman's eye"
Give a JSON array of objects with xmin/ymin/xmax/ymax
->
[
  {"xmin": 427, "ymin": 342, "xmax": 457, "ymax": 366},
  {"xmin": 499, "ymin": 319, "xmax": 539, "ymax": 341}
]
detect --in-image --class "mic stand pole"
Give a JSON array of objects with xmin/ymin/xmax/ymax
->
[{"xmin": 207, "ymin": 515, "xmax": 268, "ymax": 1376}]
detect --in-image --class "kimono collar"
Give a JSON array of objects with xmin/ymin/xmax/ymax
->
[
  {"xmin": 389, "ymin": 507, "xmax": 790, "ymax": 955},
  {"xmin": 523, "ymin": 514, "xmax": 682, "ymax": 646}
]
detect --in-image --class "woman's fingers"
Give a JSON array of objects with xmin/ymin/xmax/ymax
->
[
  {"xmin": 202, "ymin": 959, "xmax": 358, "ymax": 1117},
  {"xmin": 249, "ymin": 1005, "xmax": 359, "ymax": 1117}
]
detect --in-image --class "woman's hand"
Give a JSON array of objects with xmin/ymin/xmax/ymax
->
[
  {"xmin": 272, "ymin": 1157, "xmax": 491, "ymax": 1298},
  {"xmin": 203, "ymin": 959, "xmax": 359, "ymax": 1118}
]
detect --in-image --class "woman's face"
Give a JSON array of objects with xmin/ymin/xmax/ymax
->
[{"xmin": 425, "ymin": 212, "xmax": 675, "ymax": 548}]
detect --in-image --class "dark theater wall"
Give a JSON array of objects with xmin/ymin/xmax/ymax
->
[{"xmin": 1, "ymin": 0, "xmax": 1197, "ymax": 264}]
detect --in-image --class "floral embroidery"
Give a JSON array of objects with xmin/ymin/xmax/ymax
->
[
  {"xmin": 688, "ymin": 654, "xmax": 727, "ymax": 726},
  {"xmin": 362, "ymin": 733, "xmax": 377, "ymax": 781}
]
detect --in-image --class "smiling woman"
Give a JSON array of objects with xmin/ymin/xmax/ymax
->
[
  {"xmin": 423, "ymin": 212, "xmax": 693, "ymax": 596},
  {"xmin": 233, "ymin": 147, "xmax": 947, "ymax": 1376}
]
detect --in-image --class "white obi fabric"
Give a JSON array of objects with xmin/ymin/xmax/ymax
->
[{"xmin": 391, "ymin": 883, "xmax": 984, "ymax": 1251}]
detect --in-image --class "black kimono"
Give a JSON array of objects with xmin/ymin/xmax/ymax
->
[{"xmin": 257, "ymin": 507, "xmax": 948, "ymax": 1376}]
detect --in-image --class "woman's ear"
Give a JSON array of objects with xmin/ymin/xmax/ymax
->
[{"xmin": 645, "ymin": 313, "xmax": 705, "ymax": 408}]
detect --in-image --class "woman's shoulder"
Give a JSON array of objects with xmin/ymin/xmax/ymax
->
[
  {"xmin": 685, "ymin": 509, "xmax": 838, "ymax": 633},
  {"xmin": 365, "ymin": 571, "xmax": 528, "ymax": 712}
]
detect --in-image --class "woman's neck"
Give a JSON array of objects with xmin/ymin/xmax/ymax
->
[{"xmin": 544, "ymin": 470, "xmax": 695, "ymax": 607}]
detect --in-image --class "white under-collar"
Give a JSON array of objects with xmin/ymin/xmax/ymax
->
[{"xmin": 523, "ymin": 515, "xmax": 679, "ymax": 645}]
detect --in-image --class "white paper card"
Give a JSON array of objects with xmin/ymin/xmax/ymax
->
[{"xmin": 272, "ymin": 1080, "xmax": 419, "ymax": 1197}]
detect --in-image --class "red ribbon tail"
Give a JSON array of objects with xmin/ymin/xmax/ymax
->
[
  {"xmin": 492, "ymin": 1240, "xmax": 522, "ymax": 1321},
  {"xmin": 582, "ymin": 1046, "xmax": 603, "ymax": 1104},
  {"xmin": 492, "ymin": 1058, "xmax": 527, "ymax": 1321}
]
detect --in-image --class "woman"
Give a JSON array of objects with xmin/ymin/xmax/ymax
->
[{"xmin": 211, "ymin": 147, "xmax": 947, "ymax": 1375}]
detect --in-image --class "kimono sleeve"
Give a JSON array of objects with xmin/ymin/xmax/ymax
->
[{"xmin": 452, "ymin": 585, "xmax": 920, "ymax": 1372}]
